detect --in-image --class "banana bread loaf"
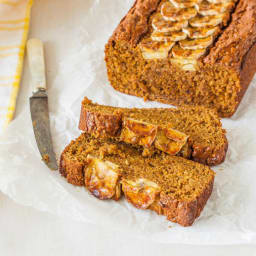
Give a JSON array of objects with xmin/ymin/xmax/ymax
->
[
  {"xmin": 105, "ymin": 0, "xmax": 256, "ymax": 117},
  {"xmin": 79, "ymin": 97, "xmax": 228, "ymax": 166},
  {"xmin": 59, "ymin": 133, "xmax": 215, "ymax": 226}
]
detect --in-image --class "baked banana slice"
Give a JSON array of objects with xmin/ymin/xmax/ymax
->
[
  {"xmin": 122, "ymin": 179, "xmax": 161, "ymax": 210},
  {"xmin": 179, "ymin": 35, "xmax": 213, "ymax": 50},
  {"xmin": 171, "ymin": 58, "xmax": 198, "ymax": 71},
  {"xmin": 85, "ymin": 156, "xmax": 121, "ymax": 200},
  {"xmin": 170, "ymin": 0, "xmax": 202, "ymax": 8},
  {"xmin": 140, "ymin": 39, "xmax": 175, "ymax": 59},
  {"xmin": 189, "ymin": 13, "xmax": 225, "ymax": 27},
  {"xmin": 152, "ymin": 13, "xmax": 188, "ymax": 33},
  {"xmin": 183, "ymin": 25, "xmax": 218, "ymax": 39},
  {"xmin": 207, "ymin": 0, "xmax": 233, "ymax": 3},
  {"xmin": 151, "ymin": 30, "xmax": 187, "ymax": 42},
  {"xmin": 172, "ymin": 44, "xmax": 205, "ymax": 59},
  {"xmin": 196, "ymin": 0, "xmax": 234, "ymax": 16},
  {"xmin": 161, "ymin": 2, "xmax": 197, "ymax": 21}
]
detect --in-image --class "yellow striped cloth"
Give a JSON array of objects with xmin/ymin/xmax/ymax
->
[{"xmin": 0, "ymin": 0, "xmax": 33, "ymax": 132}]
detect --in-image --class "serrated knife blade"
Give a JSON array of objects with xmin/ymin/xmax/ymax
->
[{"xmin": 27, "ymin": 39, "xmax": 58, "ymax": 170}]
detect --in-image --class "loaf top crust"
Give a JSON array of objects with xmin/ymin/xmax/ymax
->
[
  {"xmin": 204, "ymin": 0, "xmax": 256, "ymax": 71},
  {"xmin": 110, "ymin": 0, "xmax": 160, "ymax": 47},
  {"xmin": 108, "ymin": 0, "xmax": 256, "ymax": 72}
]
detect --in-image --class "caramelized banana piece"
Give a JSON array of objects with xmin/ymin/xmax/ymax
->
[
  {"xmin": 154, "ymin": 128, "xmax": 189, "ymax": 155},
  {"xmin": 179, "ymin": 35, "xmax": 213, "ymax": 50},
  {"xmin": 122, "ymin": 179, "xmax": 161, "ymax": 209},
  {"xmin": 196, "ymin": 0, "xmax": 234, "ymax": 16},
  {"xmin": 140, "ymin": 39, "xmax": 175, "ymax": 60},
  {"xmin": 151, "ymin": 30, "xmax": 187, "ymax": 42},
  {"xmin": 161, "ymin": 2, "xmax": 197, "ymax": 21},
  {"xmin": 152, "ymin": 13, "xmax": 188, "ymax": 33},
  {"xmin": 171, "ymin": 58, "xmax": 198, "ymax": 71},
  {"xmin": 171, "ymin": 44, "xmax": 206, "ymax": 71},
  {"xmin": 121, "ymin": 118, "xmax": 189, "ymax": 155},
  {"xmin": 170, "ymin": 0, "xmax": 202, "ymax": 8},
  {"xmin": 207, "ymin": 0, "xmax": 233, "ymax": 3},
  {"xmin": 120, "ymin": 118, "xmax": 158, "ymax": 147},
  {"xmin": 172, "ymin": 44, "xmax": 206, "ymax": 59},
  {"xmin": 182, "ymin": 25, "xmax": 218, "ymax": 39},
  {"xmin": 189, "ymin": 14, "xmax": 225, "ymax": 27},
  {"xmin": 85, "ymin": 156, "xmax": 121, "ymax": 200}
]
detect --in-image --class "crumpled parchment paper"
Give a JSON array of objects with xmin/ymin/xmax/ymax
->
[{"xmin": 0, "ymin": 0, "xmax": 256, "ymax": 245}]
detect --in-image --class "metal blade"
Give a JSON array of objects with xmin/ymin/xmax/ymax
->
[{"xmin": 30, "ymin": 90, "xmax": 58, "ymax": 170}]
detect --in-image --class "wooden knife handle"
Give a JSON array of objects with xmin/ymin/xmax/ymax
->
[{"xmin": 27, "ymin": 38, "xmax": 47, "ymax": 93}]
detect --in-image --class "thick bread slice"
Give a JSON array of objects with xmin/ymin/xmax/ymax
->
[
  {"xmin": 59, "ymin": 133, "xmax": 215, "ymax": 227},
  {"xmin": 79, "ymin": 97, "xmax": 228, "ymax": 166}
]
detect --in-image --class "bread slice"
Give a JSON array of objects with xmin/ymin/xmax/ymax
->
[
  {"xmin": 79, "ymin": 97, "xmax": 228, "ymax": 166},
  {"xmin": 60, "ymin": 133, "xmax": 215, "ymax": 227}
]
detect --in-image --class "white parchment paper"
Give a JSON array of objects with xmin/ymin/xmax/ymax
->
[{"xmin": 0, "ymin": 0, "xmax": 256, "ymax": 245}]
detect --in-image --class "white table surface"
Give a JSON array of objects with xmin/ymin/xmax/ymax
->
[
  {"xmin": 1, "ymin": 0, "xmax": 256, "ymax": 254},
  {"xmin": 0, "ymin": 191, "xmax": 255, "ymax": 256}
]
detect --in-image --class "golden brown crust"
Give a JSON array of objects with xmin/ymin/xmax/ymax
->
[
  {"xmin": 109, "ymin": 0, "xmax": 160, "ymax": 47},
  {"xmin": 159, "ymin": 178, "xmax": 214, "ymax": 226},
  {"xmin": 235, "ymin": 42, "xmax": 256, "ymax": 113},
  {"xmin": 79, "ymin": 99, "xmax": 228, "ymax": 166},
  {"xmin": 60, "ymin": 153, "xmax": 84, "ymax": 186},
  {"xmin": 204, "ymin": 0, "xmax": 256, "ymax": 71},
  {"xmin": 79, "ymin": 105, "xmax": 122, "ymax": 137},
  {"xmin": 192, "ymin": 136, "xmax": 228, "ymax": 166}
]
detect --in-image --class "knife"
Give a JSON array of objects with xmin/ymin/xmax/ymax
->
[{"xmin": 27, "ymin": 38, "xmax": 58, "ymax": 170}]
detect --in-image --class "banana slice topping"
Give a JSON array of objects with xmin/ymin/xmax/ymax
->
[
  {"xmin": 171, "ymin": 57, "xmax": 199, "ymax": 71},
  {"xmin": 139, "ymin": 0, "xmax": 235, "ymax": 64},
  {"xmin": 151, "ymin": 30, "xmax": 187, "ymax": 42},
  {"xmin": 196, "ymin": 0, "xmax": 234, "ymax": 16},
  {"xmin": 122, "ymin": 179, "xmax": 161, "ymax": 210},
  {"xmin": 170, "ymin": 0, "xmax": 202, "ymax": 8},
  {"xmin": 179, "ymin": 35, "xmax": 213, "ymax": 50},
  {"xmin": 140, "ymin": 39, "xmax": 175, "ymax": 60},
  {"xmin": 182, "ymin": 25, "xmax": 218, "ymax": 38},
  {"xmin": 207, "ymin": 0, "xmax": 234, "ymax": 3},
  {"xmin": 152, "ymin": 13, "xmax": 188, "ymax": 33},
  {"xmin": 85, "ymin": 156, "xmax": 121, "ymax": 200},
  {"xmin": 189, "ymin": 14, "xmax": 225, "ymax": 27},
  {"xmin": 161, "ymin": 2, "xmax": 197, "ymax": 21},
  {"xmin": 172, "ymin": 44, "xmax": 205, "ymax": 60}
]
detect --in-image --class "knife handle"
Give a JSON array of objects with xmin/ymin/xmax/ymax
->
[{"xmin": 27, "ymin": 38, "xmax": 46, "ymax": 93}]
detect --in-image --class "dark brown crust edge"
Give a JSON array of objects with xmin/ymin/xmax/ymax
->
[
  {"xmin": 160, "ymin": 178, "xmax": 214, "ymax": 226},
  {"xmin": 59, "ymin": 146, "xmax": 214, "ymax": 227},
  {"xmin": 78, "ymin": 104, "xmax": 228, "ymax": 166},
  {"xmin": 79, "ymin": 104, "xmax": 122, "ymax": 137},
  {"xmin": 109, "ymin": 0, "xmax": 160, "ymax": 47},
  {"xmin": 235, "ymin": 42, "xmax": 256, "ymax": 114}
]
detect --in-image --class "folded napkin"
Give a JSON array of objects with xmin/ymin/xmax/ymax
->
[{"xmin": 0, "ymin": 0, "xmax": 33, "ymax": 132}]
